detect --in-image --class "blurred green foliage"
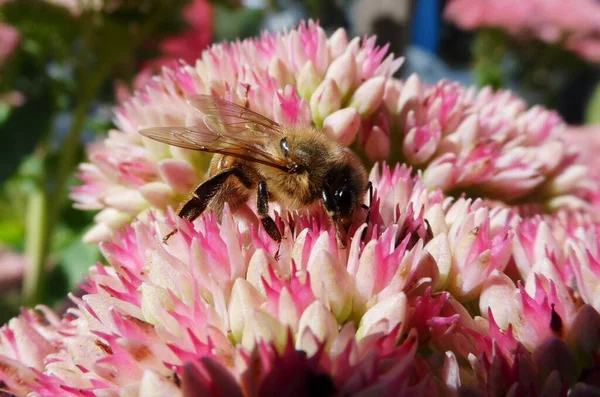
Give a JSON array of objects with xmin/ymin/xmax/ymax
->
[
  {"xmin": 214, "ymin": 4, "xmax": 263, "ymax": 41},
  {"xmin": 0, "ymin": 0, "xmax": 208, "ymax": 316},
  {"xmin": 0, "ymin": 0, "xmax": 274, "ymax": 323},
  {"xmin": 472, "ymin": 28, "xmax": 589, "ymax": 108},
  {"xmin": 586, "ymin": 83, "xmax": 600, "ymax": 124}
]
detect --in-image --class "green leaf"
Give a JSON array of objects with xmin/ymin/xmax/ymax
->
[
  {"xmin": 0, "ymin": 88, "xmax": 55, "ymax": 183},
  {"xmin": 0, "ymin": 292, "xmax": 20, "ymax": 325},
  {"xmin": 214, "ymin": 5, "xmax": 263, "ymax": 41},
  {"xmin": 1, "ymin": 0, "xmax": 78, "ymax": 61},
  {"xmin": 586, "ymin": 82, "xmax": 600, "ymax": 124},
  {"xmin": 55, "ymin": 232, "xmax": 100, "ymax": 292},
  {"xmin": 0, "ymin": 219, "xmax": 25, "ymax": 248}
]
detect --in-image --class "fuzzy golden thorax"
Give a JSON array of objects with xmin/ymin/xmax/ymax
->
[{"xmin": 255, "ymin": 126, "xmax": 368, "ymax": 212}]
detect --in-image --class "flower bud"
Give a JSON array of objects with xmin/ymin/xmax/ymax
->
[
  {"xmin": 241, "ymin": 309, "xmax": 287, "ymax": 352},
  {"xmin": 383, "ymin": 79, "xmax": 403, "ymax": 115},
  {"xmin": 140, "ymin": 182, "xmax": 175, "ymax": 208},
  {"xmin": 363, "ymin": 125, "xmax": 390, "ymax": 162},
  {"xmin": 228, "ymin": 279, "xmax": 265, "ymax": 343},
  {"xmin": 350, "ymin": 76, "xmax": 386, "ymax": 118},
  {"xmin": 425, "ymin": 233, "xmax": 452, "ymax": 289},
  {"xmin": 403, "ymin": 121, "xmax": 441, "ymax": 165},
  {"xmin": 323, "ymin": 108, "xmax": 360, "ymax": 146},
  {"xmin": 310, "ymin": 79, "xmax": 341, "ymax": 127},
  {"xmin": 296, "ymin": 301, "xmax": 339, "ymax": 355},
  {"xmin": 104, "ymin": 190, "xmax": 148, "ymax": 214},
  {"xmin": 307, "ymin": 248, "xmax": 353, "ymax": 322},
  {"xmin": 83, "ymin": 222, "xmax": 114, "ymax": 243},
  {"xmin": 268, "ymin": 57, "xmax": 294, "ymax": 87},
  {"xmin": 158, "ymin": 159, "xmax": 199, "ymax": 194},
  {"xmin": 423, "ymin": 156, "xmax": 455, "ymax": 192},
  {"xmin": 325, "ymin": 52, "xmax": 357, "ymax": 100},
  {"xmin": 296, "ymin": 61, "xmax": 323, "ymax": 100},
  {"xmin": 328, "ymin": 28, "xmax": 349, "ymax": 59},
  {"xmin": 544, "ymin": 165, "xmax": 588, "ymax": 196},
  {"xmin": 397, "ymin": 73, "xmax": 422, "ymax": 117},
  {"xmin": 479, "ymin": 270, "xmax": 518, "ymax": 330},
  {"xmin": 357, "ymin": 292, "xmax": 407, "ymax": 338},
  {"xmin": 140, "ymin": 284, "xmax": 174, "ymax": 327}
]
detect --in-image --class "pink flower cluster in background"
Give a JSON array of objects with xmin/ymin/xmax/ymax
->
[
  {"xmin": 444, "ymin": 0, "xmax": 600, "ymax": 63},
  {"xmin": 0, "ymin": 22, "xmax": 24, "ymax": 107},
  {"xmin": 0, "ymin": 23, "xmax": 18, "ymax": 67},
  {"xmin": 115, "ymin": 0, "xmax": 214, "ymax": 103},
  {"xmin": 1, "ymin": 21, "xmax": 600, "ymax": 395}
]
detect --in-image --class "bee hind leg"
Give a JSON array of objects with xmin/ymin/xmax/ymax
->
[
  {"xmin": 164, "ymin": 168, "xmax": 243, "ymax": 243},
  {"xmin": 257, "ymin": 181, "xmax": 282, "ymax": 243}
]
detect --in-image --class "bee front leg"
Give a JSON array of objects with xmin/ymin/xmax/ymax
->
[
  {"xmin": 257, "ymin": 181, "xmax": 282, "ymax": 243},
  {"xmin": 360, "ymin": 181, "xmax": 373, "ymax": 241},
  {"xmin": 321, "ymin": 185, "xmax": 346, "ymax": 247},
  {"xmin": 164, "ymin": 168, "xmax": 241, "ymax": 243},
  {"xmin": 362, "ymin": 181, "xmax": 373, "ymax": 224}
]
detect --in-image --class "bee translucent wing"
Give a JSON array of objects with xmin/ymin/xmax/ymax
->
[
  {"xmin": 186, "ymin": 95, "xmax": 283, "ymax": 137},
  {"xmin": 139, "ymin": 96, "xmax": 289, "ymax": 171}
]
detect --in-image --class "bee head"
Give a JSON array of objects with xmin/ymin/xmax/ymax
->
[{"xmin": 324, "ymin": 164, "xmax": 365, "ymax": 220}]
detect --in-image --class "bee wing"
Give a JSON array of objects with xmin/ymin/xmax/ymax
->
[
  {"xmin": 139, "ymin": 95, "xmax": 289, "ymax": 171},
  {"xmin": 187, "ymin": 95, "xmax": 283, "ymax": 137}
]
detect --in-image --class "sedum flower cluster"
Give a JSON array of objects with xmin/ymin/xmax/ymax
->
[
  {"xmin": 444, "ymin": 0, "xmax": 600, "ymax": 63},
  {"xmin": 73, "ymin": 22, "xmax": 594, "ymax": 243},
  {"xmin": 1, "ymin": 21, "xmax": 600, "ymax": 396}
]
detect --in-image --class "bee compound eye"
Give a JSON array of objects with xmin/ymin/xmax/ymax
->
[
  {"xmin": 280, "ymin": 137, "xmax": 290, "ymax": 157},
  {"xmin": 335, "ymin": 187, "xmax": 354, "ymax": 215}
]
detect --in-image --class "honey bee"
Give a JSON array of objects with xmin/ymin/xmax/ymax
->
[{"xmin": 139, "ymin": 94, "xmax": 372, "ymax": 246}]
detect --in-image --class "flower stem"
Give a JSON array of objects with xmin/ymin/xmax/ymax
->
[
  {"xmin": 21, "ymin": 7, "xmax": 171, "ymax": 306},
  {"xmin": 23, "ymin": 188, "xmax": 49, "ymax": 305},
  {"xmin": 22, "ymin": 96, "xmax": 92, "ymax": 306},
  {"xmin": 51, "ymin": 95, "xmax": 92, "ymax": 217},
  {"xmin": 473, "ymin": 28, "xmax": 508, "ymax": 89}
]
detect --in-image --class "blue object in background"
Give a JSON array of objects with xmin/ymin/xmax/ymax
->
[{"xmin": 411, "ymin": 0, "xmax": 440, "ymax": 53}]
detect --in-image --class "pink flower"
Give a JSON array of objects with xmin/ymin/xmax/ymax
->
[
  {"xmin": 426, "ymin": 198, "xmax": 516, "ymax": 301},
  {"xmin": 58, "ymin": 21, "xmax": 600, "ymax": 394},
  {"xmin": 480, "ymin": 269, "xmax": 578, "ymax": 351},
  {"xmin": 75, "ymin": 21, "xmax": 403, "ymax": 242},
  {"xmin": 42, "ymin": 0, "xmax": 102, "ymax": 15},
  {"xmin": 2, "ymin": 164, "xmax": 454, "ymax": 395},
  {"xmin": 158, "ymin": 0, "xmax": 213, "ymax": 66},
  {"xmin": 395, "ymin": 78, "xmax": 593, "ymax": 207},
  {"xmin": 8, "ymin": 167, "xmax": 600, "ymax": 395},
  {"xmin": 444, "ymin": 0, "xmax": 600, "ymax": 63},
  {"xmin": 512, "ymin": 212, "xmax": 600, "ymax": 312},
  {"xmin": 0, "ymin": 245, "xmax": 25, "ymax": 291},
  {"xmin": 0, "ymin": 23, "xmax": 18, "ymax": 67},
  {"xmin": 115, "ymin": 0, "xmax": 214, "ymax": 102}
]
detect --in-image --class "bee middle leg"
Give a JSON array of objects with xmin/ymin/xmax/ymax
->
[{"xmin": 257, "ymin": 181, "xmax": 282, "ymax": 243}]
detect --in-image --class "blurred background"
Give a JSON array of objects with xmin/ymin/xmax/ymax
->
[{"xmin": 0, "ymin": 0, "xmax": 598, "ymax": 324}]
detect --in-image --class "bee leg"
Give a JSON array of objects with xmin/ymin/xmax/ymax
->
[
  {"xmin": 321, "ymin": 185, "xmax": 346, "ymax": 247},
  {"xmin": 164, "ymin": 168, "xmax": 241, "ymax": 243},
  {"xmin": 243, "ymin": 84, "xmax": 251, "ymax": 109},
  {"xmin": 363, "ymin": 181, "xmax": 373, "ymax": 224},
  {"xmin": 360, "ymin": 181, "xmax": 373, "ymax": 241},
  {"xmin": 257, "ymin": 181, "xmax": 282, "ymax": 243}
]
